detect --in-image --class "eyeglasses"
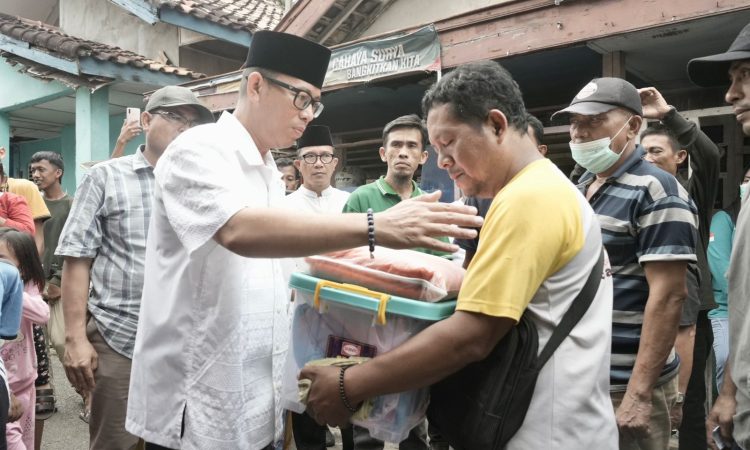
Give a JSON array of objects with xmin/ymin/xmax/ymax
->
[
  {"xmin": 264, "ymin": 76, "xmax": 324, "ymax": 118},
  {"xmin": 300, "ymin": 153, "xmax": 334, "ymax": 165},
  {"xmin": 151, "ymin": 110, "xmax": 200, "ymax": 128}
]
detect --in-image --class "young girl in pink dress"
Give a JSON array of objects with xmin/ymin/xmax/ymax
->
[{"xmin": 0, "ymin": 229, "xmax": 49, "ymax": 450}]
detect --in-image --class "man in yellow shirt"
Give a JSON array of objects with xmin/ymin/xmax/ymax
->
[{"xmin": 301, "ymin": 60, "xmax": 618, "ymax": 449}]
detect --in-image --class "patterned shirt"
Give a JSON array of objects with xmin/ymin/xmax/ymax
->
[
  {"xmin": 56, "ymin": 148, "xmax": 154, "ymax": 358},
  {"xmin": 577, "ymin": 146, "xmax": 698, "ymax": 390}
]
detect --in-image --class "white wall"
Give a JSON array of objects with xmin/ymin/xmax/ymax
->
[
  {"xmin": 60, "ymin": 0, "xmax": 180, "ymax": 64},
  {"xmin": 362, "ymin": 0, "xmax": 508, "ymax": 38}
]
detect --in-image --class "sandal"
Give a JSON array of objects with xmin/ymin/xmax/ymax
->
[
  {"xmin": 79, "ymin": 409, "xmax": 90, "ymax": 424},
  {"xmin": 35, "ymin": 388, "xmax": 57, "ymax": 420}
]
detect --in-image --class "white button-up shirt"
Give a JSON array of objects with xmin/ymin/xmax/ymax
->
[
  {"xmin": 126, "ymin": 112, "xmax": 289, "ymax": 450},
  {"xmin": 281, "ymin": 185, "xmax": 350, "ymax": 214}
]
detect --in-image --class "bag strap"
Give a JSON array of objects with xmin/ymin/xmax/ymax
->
[{"xmin": 536, "ymin": 249, "xmax": 605, "ymax": 367}]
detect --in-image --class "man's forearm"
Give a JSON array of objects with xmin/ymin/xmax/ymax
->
[
  {"xmin": 61, "ymin": 257, "xmax": 93, "ymax": 341},
  {"xmin": 346, "ymin": 311, "xmax": 513, "ymax": 405},
  {"xmin": 674, "ymin": 325, "xmax": 696, "ymax": 393},
  {"xmin": 216, "ymin": 209, "xmax": 369, "ymax": 258},
  {"xmin": 721, "ymin": 364, "xmax": 737, "ymax": 397},
  {"xmin": 215, "ymin": 201, "xmax": 477, "ymax": 258},
  {"xmin": 628, "ymin": 290, "xmax": 685, "ymax": 396}
]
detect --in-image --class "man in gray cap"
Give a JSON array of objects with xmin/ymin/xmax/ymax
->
[
  {"xmin": 56, "ymin": 85, "xmax": 213, "ymax": 450},
  {"xmin": 125, "ymin": 31, "xmax": 480, "ymax": 450},
  {"xmin": 688, "ymin": 22, "xmax": 750, "ymax": 450},
  {"xmin": 552, "ymin": 77, "xmax": 698, "ymax": 450}
]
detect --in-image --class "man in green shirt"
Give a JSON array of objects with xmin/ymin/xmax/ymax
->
[
  {"xmin": 344, "ymin": 114, "xmax": 450, "ymax": 260},
  {"xmin": 30, "ymin": 150, "xmax": 73, "ymax": 441},
  {"xmin": 343, "ymin": 114, "xmax": 446, "ymax": 449},
  {"xmin": 30, "ymin": 151, "xmax": 71, "ymax": 309}
]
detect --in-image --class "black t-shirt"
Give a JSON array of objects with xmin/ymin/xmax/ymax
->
[{"xmin": 455, "ymin": 196, "xmax": 494, "ymax": 254}]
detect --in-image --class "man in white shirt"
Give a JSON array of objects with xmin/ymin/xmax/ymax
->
[
  {"xmin": 283, "ymin": 125, "xmax": 351, "ymax": 450},
  {"xmin": 282, "ymin": 125, "xmax": 349, "ymax": 214},
  {"xmin": 126, "ymin": 31, "xmax": 481, "ymax": 450}
]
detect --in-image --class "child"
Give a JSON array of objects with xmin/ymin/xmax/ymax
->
[{"xmin": 0, "ymin": 229, "xmax": 49, "ymax": 450}]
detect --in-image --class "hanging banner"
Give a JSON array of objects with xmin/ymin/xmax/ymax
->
[{"xmin": 324, "ymin": 24, "xmax": 441, "ymax": 88}]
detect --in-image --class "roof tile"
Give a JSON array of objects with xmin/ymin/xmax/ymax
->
[
  {"xmin": 158, "ymin": 0, "xmax": 283, "ymax": 32},
  {"xmin": 0, "ymin": 12, "xmax": 205, "ymax": 79}
]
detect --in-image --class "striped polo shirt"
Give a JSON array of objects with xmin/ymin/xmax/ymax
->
[{"xmin": 578, "ymin": 146, "xmax": 698, "ymax": 390}]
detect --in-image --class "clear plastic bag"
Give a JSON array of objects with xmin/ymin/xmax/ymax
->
[
  {"xmin": 281, "ymin": 290, "xmax": 431, "ymax": 443},
  {"xmin": 305, "ymin": 246, "xmax": 464, "ymax": 302}
]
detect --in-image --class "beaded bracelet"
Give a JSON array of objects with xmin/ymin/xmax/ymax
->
[
  {"xmin": 366, "ymin": 208, "xmax": 375, "ymax": 259},
  {"xmin": 339, "ymin": 366, "xmax": 359, "ymax": 413}
]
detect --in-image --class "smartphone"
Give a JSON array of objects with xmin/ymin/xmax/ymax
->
[
  {"xmin": 126, "ymin": 107, "xmax": 141, "ymax": 126},
  {"xmin": 713, "ymin": 425, "xmax": 728, "ymax": 449}
]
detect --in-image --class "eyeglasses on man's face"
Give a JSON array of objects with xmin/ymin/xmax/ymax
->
[
  {"xmin": 264, "ymin": 76, "xmax": 324, "ymax": 118},
  {"xmin": 151, "ymin": 110, "xmax": 200, "ymax": 128},
  {"xmin": 300, "ymin": 153, "xmax": 334, "ymax": 165}
]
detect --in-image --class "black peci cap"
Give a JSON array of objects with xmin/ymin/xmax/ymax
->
[
  {"xmin": 298, "ymin": 125, "xmax": 333, "ymax": 149},
  {"xmin": 244, "ymin": 31, "xmax": 332, "ymax": 88}
]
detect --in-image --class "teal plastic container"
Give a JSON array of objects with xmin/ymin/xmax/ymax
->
[
  {"xmin": 289, "ymin": 272, "xmax": 456, "ymax": 323},
  {"xmin": 282, "ymin": 272, "xmax": 457, "ymax": 442}
]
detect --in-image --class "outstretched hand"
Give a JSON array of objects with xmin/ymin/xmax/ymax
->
[{"xmin": 376, "ymin": 191, "xmax": 482, "ymax": 253}]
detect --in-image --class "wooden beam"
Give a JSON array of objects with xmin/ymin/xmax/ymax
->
[
  {"xmin": 602, "ymin": 51, "xmax": 626, "ymax": 78},
  {"xmin": 275, "ymin": 0, "xmax": 337, "ymax": 36},
  {"xmin": 436, "ymin": 0, "xmax": 750, "ymax": 68},
  {"xmin": 336, "ymin": 138, "xmax": 382, "ymax": 150},
  {"xmin": 109, "ymin": 0, "xmax": 159, "ymax": 24},
  {"xmin": 159, "ymin": 8, "xmax": 252, "ymax": 46},
  {"xmin": 0, "ymin": 36, "xmax": 79, "ymax": 75},
  {"xmin": 317, "ymin": 0, "xmax": 366, "ymax": 44}
]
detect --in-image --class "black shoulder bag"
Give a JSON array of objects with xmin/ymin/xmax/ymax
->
[{"xmin": 427, "ymin": 250, "xmax": 605, "ymax": 449}]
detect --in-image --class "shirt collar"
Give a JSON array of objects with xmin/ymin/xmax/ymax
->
[
  {"xmin": 217, "ymin": 112, "xmax": 268, "ymax": 167},
  {"xmin": 375, "ymin": 176, "xmax": 421, "ymax": 197},
  {"xmin": 132, "ymin": 145, "xmax": 152, "ymax": 172},
  {"xmin": 579, "ymin": 145, "xmax": 645, "ymax": 184},
  {"xmin": 298, "ymin": 185, "xmax": 335, "ymax": 198}
]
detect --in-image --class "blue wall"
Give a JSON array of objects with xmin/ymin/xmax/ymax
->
[{"xmin": 15, "ymin": 113, "xmax": 145, "ymax": 194}]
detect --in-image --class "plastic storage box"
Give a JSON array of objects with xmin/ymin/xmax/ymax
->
[{"xmin": 282, "ymin": 272, "xmax": 456, "ymax": 443}]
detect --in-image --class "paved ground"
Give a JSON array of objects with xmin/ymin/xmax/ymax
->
[
  {"xmin": 40, "ymin": 351, "xmax": 88, "ymax": 450},
  {"xmin": 37, "ymin": 352, "xmax": 386, "ymax": 450},
  {"xmin": 36, "ymin": 352, "xmax": 677, "ymax": 450}
]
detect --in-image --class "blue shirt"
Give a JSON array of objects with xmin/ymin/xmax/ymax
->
[
  {"xmin": 578, "ymin": 146, "xmax": 698, "ymax": 389},
  {"xmin": 708, "ymin": 210, "xmax": 733, "ymax": 319},
  {"xmin": 0, "ymin": 260, "xmax": 23, "ymax": 340}
]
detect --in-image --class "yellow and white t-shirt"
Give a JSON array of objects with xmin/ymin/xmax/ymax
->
[{"xmin": 458, "ymin": 158, "xmax": 617, "ymax": 449}]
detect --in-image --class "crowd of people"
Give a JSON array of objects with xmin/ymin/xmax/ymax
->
[{"xmin": 0, "ymin": 20, "xmax": 746, "ymax": 450}]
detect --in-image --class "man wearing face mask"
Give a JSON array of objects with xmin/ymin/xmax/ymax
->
[{"xmin": 553, "ymin": 77, "xmax": 698, "ymax": 450}]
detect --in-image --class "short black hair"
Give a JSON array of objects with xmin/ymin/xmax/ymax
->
[
  {"xmin": 238, "ymin": 67, "xmax": 281, "ymax": 100},
  {"xmin": 382, "ymin": 114, "xmax": 428, "ymax": 149},
  {"xmin": 0, "ymin": 228, "xmax": 45, "ymax": 292},
  {"xmin": 422, "ymin": 61, "xmax": 528, "ymax": 133},
  {"xmin": 30, "ymin": 151, "xmax": 64, "ymax": 179},
  {"xmin": 526, "ymin": 113, "xmax": 544, "ymax": 146},
  {"xmin": 276, "ymin": 157, "xmax": 299, "ymax": 178},
  {"xmin": 641, "ymin": 123, "xmax": 681, "ymax": 153}
]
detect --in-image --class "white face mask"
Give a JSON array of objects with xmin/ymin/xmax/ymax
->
[
  {"xmin": 569, "ymin": 117, "xmax": 632, "ymax": 174},
  {"xmin": 740, "ymin": 182, "xmax": 749, "ymax": 201}
]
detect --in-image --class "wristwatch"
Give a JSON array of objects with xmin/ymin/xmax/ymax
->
[{"xmin": 675, "ymin": 392, "xmax": 685, "ymax": 404}]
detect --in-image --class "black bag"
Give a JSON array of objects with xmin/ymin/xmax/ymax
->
[{"xmin": 427, "ymin": 251, "xmax": 605, "ymax": 449}]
